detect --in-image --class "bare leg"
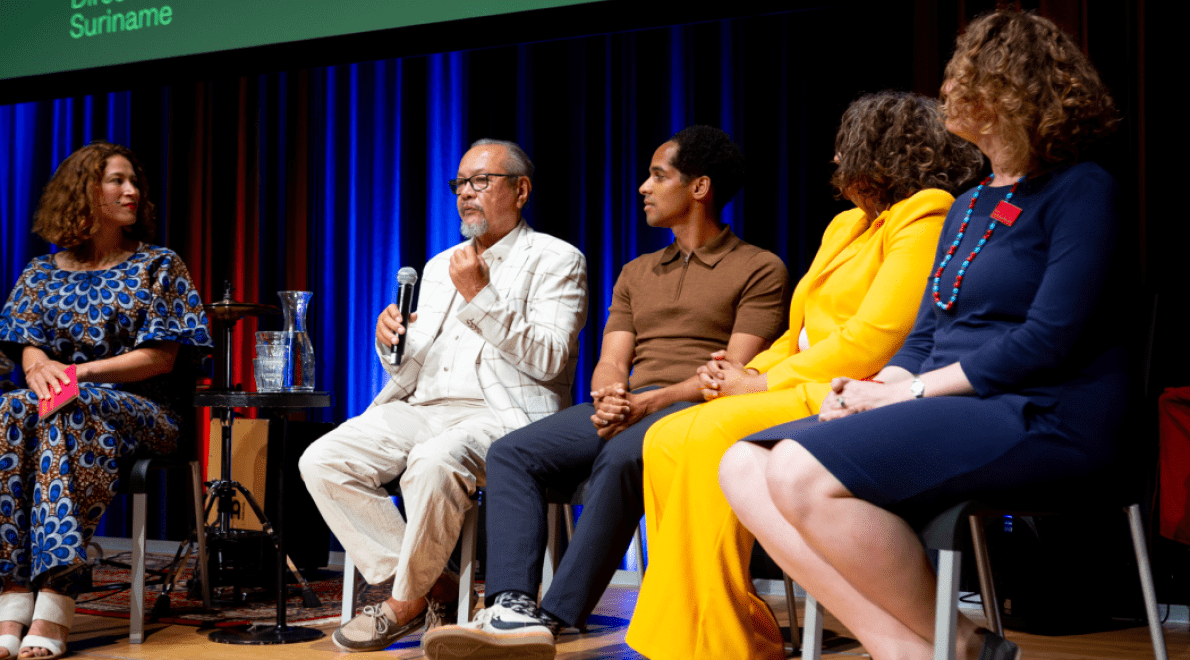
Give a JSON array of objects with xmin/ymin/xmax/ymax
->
[
  {"xmin": 720, "ymin": 442, "xmax": 983, "ymax": 660},
  {"xmin": 721, "ymin": 443, "xmax": 932, "ymax": 659},
  {"xmin": 383, "ymin": 597, "xmax": 426, "ymax": 625}
]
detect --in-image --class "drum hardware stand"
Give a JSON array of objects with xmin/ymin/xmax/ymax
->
[{"xmin": 204, "ymin": 405, "xmax": 322, "ymax": 608}]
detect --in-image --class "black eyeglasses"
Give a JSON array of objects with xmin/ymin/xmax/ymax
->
[{"xmin": 448, "ymin": 173, "xmax": 519, "ymax": 195}]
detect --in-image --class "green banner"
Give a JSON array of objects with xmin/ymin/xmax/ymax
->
[{"xmin": 0, "ymin": 0, "xmax": 601, "ymax": 81}]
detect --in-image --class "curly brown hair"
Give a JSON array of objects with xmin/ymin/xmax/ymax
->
[
  {"xmin": 32, "ymin": 141, "xmax": 157, "ymax": 249},
  {"xmin": 942, "ymin": 10, "xmax": 1118, "ymax": 173},
  {"xmin": 832, "ymin": 91, "xmax": 984, "ymax": 212}
]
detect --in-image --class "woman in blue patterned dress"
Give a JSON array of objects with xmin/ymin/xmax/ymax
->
[{"xmin": 0, "ymin": 142, "xmax": 211, "ymax": 659}]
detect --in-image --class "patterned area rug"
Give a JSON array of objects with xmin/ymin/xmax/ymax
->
[{"xmin": 75, "ymin": 552, "xmax": 393, "ymax": 628}]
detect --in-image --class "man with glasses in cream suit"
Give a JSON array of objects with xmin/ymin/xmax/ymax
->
[{"xmin": 300, "ymin": 138, "xmax": 587, "ymax": 652}]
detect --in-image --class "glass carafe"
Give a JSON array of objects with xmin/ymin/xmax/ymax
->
[{"xmin": 278, "ymin": 291, "xmax": 315, "ymax": 391}]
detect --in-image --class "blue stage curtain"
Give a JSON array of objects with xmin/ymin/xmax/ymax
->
[
  {"xmin": 1, "ymin": 102, "xmax": 41, "ymax": 288},
  {"xmin": 1, "ymin": 93, "xmax": 132, "ymax": 287},
  {"xmin": 0, "ymin": 6, "xmax": 945, "ymax": 551},
  {"xmin": 2, "ymin": 8, "xmax": 926, "ymax": 426}
]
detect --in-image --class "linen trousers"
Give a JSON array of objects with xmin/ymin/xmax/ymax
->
[{"xmin": 299, "ymin": 399, "xmax": 502, "ymax": 601}]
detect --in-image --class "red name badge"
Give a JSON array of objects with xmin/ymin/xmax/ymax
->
[
  {"xmin": 991, "ymin": 200, "xmax": 1022, "ymax": 226},
  {"xmin": 38, "ymin": 364, "xmax": 79, "ymax": 420}
]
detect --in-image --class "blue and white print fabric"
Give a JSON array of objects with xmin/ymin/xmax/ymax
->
[{"xmin": 0, "ymin": 245, "xmax": 210, "ymax": 586}]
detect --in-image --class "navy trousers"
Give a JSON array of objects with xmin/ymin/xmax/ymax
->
[{"xmin": 483, "ymin": 394, "xmax": 695, "ymax": 626}]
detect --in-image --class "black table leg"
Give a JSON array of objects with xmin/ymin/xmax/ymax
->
[
  {"xmin": 194, "ymin": 393, "xmax": 332, "ymax": 644},
  {"xmin": 209, "ymin": 412, "xmax": 323, "ymax": 644}
]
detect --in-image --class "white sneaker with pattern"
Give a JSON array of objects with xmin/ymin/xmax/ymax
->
[{"xmin": 421, "ymin": 604, "xmax": 555, "ymax": 660}]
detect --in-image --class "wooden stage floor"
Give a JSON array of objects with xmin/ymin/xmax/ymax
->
[{"xmin": 66, "ymin": 584, "xmax": 1188, "ymax": 659}]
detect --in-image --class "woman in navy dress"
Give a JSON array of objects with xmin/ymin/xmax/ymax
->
[
  {"xmin": 720, "ymin": 11, "xmax": 1122, "ymax": 660},
  {"xmin": 0, "ymin": 142, "xmax": 210, "ymax": 659}
]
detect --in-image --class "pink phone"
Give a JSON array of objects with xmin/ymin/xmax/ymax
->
[{"xmin": 38, "ymin": 364, "xmax": 79, "ymax": 420}]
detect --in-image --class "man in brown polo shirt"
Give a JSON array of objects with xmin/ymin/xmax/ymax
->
[{"xmin": 422, "ymin": 125, "xmax": 788, "ymax": 660}]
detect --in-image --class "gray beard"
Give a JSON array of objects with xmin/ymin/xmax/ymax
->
[{"xmin": 460, "ymin": 217, "xmax": 488, "ymax": 239}]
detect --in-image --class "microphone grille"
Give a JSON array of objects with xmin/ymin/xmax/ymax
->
[{"xmin": 397, "ymin": 267, "xmax": 419, "ymax": 285}]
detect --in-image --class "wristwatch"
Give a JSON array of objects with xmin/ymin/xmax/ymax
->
[{"xmin": 909, "ymin": 377, "xmax": 925, "ymax": 399}]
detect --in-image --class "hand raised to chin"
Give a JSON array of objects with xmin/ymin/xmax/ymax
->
[{"xmin": 449, "ymin": 244, "xmax": 490, "ymax": 302}]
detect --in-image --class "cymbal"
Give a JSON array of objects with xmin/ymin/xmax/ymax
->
[{"xmin": 204, "ymin": 301, "xmax": 280, "ymax": 322}]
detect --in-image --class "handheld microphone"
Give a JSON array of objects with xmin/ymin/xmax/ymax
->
[{"xmin": 388, "ymin": 267, "xmax": 419, "ymax": 366}]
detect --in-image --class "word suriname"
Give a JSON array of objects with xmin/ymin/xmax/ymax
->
[{"xmin": 69, "ymin": 0, "xmax": 173, "ymax": 39}]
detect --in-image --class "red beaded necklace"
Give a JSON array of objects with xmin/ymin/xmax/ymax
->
[{"xmin": 932, "ymin": 174, "xmax": 1025, "ymax": 311}]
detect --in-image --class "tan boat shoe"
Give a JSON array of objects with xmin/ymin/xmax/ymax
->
[{"xmin": 332, "ymin": 601, "xmax": 426, "ymax": 652}]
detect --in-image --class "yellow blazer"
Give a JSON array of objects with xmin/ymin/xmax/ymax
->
[{"xmin": 747, "ymin": 188, "xmax": 952, "ymax": 391}]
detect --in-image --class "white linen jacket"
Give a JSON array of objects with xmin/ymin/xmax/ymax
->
[{"xmin": 370, "ymin": 221, "xmax": 588, "ymax": 434}]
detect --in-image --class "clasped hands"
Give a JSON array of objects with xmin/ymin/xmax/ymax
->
[
  {"xmin": 697, "ymin": 350, "xmax": 766, "ymax": 401},
  {"xmin": 590, "ymin": 384, "xmax": 651, "ymax": 440},
  {"xmin": 817, "ymin": 376, "xmax": 913, "ymax": 421}
]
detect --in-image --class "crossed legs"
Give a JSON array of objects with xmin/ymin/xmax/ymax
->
[
  {"xmin": 720, "ymin": 440, "xmax": 984, "ymax": 660},
  {"xmin": 300, "ymin": 400, "xmax": 502, "ymax": 627}
]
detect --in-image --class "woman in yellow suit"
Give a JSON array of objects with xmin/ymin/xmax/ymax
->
[{"xmin": 625, "ymin": 91, "xmax": 983, "ymax": 660}]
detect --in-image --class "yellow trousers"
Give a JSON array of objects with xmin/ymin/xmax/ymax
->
[{"xmin": 625, "ymin": 382, "xmax": 828, "ymax": 660}]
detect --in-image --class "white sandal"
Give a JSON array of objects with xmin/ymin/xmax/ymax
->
[
  {"xmin": 18, "ymin": 592, "xmax": 73, "ymax": 660},
  {"xmin": 0, "ymin": 590, "xmax": 35, "ymax": 659}
]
